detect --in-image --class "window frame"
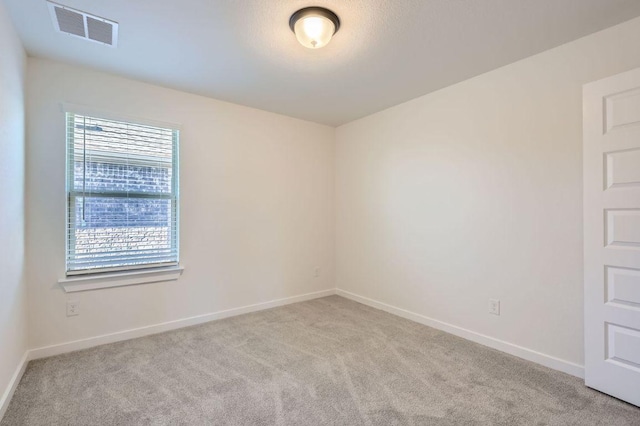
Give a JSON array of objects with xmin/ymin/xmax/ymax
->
[{"xmin": 63, "ymin": 105, "xmax": 181, "ymax": 277}]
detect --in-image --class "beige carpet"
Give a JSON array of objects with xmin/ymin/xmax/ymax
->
[{"xmin": 2, "ymin": 295, "xmax": 639, "ymax": 425}]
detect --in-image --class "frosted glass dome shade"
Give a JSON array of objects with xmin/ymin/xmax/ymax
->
[{"xmin": 290, "ymin": 7, "xmax": 340, "ymax": 49}]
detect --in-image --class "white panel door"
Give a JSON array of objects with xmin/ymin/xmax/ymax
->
[{"xmin": 584, "ymin": 68, "xmax": 640, "ymax": 407}]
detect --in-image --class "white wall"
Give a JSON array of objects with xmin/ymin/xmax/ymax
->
[
  {"xmin": 336, "ymin": 16, "xmax": 640, "ymax": 369},
  {"xmin": 26, "ymin": 58, "xmax": 335, "ymax": 349},
  {"xmin": 0, "ymin": 0, "xmax": 27, "ymax": 414}
]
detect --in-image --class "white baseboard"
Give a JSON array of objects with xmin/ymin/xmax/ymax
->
[
  {"xmin": 336, "ymin": 288, "xmax": 585, "ymax": 379},
  {"xmin": 29, "ymin": 288, "xmax": 336, "ymax": 360},
  {"xmin": 0, "ymin": 351, "xmax": 29, "ymax": 421}
]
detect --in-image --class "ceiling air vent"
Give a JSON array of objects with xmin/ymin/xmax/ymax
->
[{"xmin": 47, "ymin": 1, "xmax": 118, "ymax": 47}]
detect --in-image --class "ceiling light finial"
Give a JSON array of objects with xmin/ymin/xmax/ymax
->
[{"xmin": 289, "ymin": 7, "xmax": 340, "ymax": 49}]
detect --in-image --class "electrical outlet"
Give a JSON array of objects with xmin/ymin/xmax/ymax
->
[
  {"xmin": 67, "ymin": 300, "xmax": 80, "ymax": 317},
  {"xmin": 489, "ymin": 299, "xmax": 500, "ymax": 316},
  {"xmin": 314, "ymin": 267, "xmax": 321, "ymax": 278}
]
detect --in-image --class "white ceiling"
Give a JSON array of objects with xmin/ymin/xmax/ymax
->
[{"xmin": 5, "ymin": 0, "xmax": 640, "ymax": 126}]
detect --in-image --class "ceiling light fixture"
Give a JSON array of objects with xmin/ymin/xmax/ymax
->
[{"xmin": 289, "ymin": 7, "xmax": 340, "ymax": 49}]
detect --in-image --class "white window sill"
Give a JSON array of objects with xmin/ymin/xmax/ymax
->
[{"xmin": 58, "ymin": 266, "xmax": 184, "ymax": 293}]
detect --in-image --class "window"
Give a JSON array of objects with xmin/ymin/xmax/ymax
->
[{"xmin": 66, "ymin": 113, "xmax": 179, "ymax": 275}]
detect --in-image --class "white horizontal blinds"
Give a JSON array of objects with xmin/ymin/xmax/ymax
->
[{"xmin": 66, "ymin": 113, "xmax": 179, "ymax": 274}]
